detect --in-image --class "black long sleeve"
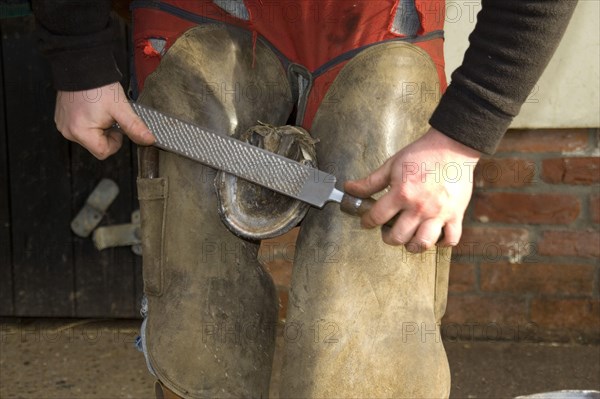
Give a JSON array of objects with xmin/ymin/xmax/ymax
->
[
  {"xmin": 32, "ymin": 0, "xmax": 578, "ymax": 153},
  {"xmin": 429, "ymin": 0, "xmax": 578, "ymax": 154},
  {"xmin": 31, "ymin": 0, "xmax": 122, "ymax": 91}
]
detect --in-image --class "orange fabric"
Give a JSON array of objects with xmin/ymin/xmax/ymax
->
[
  {"xmin": 133, "ymin": 8, "xmax": 195, "ymax": 92},
  {"xmin": 415, "ymin": 0, "xmax": 445, "ymax": 34},
  {"xmin": 304, "ymin": 62, "xmax": 347, "ymax": 129},
  {"xmin": 132, "ymin": 0, "xmax": 446, "ymax": 125}
]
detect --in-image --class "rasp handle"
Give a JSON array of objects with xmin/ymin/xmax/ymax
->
[{"xmin": 339, "ymin": 194, "xmax": 397, "ymax": 228}]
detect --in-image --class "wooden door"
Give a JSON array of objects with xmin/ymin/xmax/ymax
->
[{"xmin": 0, "ymin": 11, "xmax": 142, "ymax": 318}]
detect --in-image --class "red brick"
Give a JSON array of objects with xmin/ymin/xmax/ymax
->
[
  {"xmin": 480, "ymin": 262, "xmax": 595, "ymax": 295},
  {"xmin": 443, "ymin": 295, "xmax": 528, "ymax": 326},
  {"xmin": 474, "ymin": 158, "xmax": 536, "ymax": 188},
  {"xmin": 496, "ymin": 129, "xmax": 589, "ymax": 153},
  {"xmin": 278, "ymin": 288, "xmax": 289, "ymax": 322},
  {"xmin": 531, "ymin": 299, "xmax": 600, "ymax": 331},
  {"xmin": 448, "ymin": 262, "xmax": 476, "ymax": 293},
  {"xmin": 538, "ymin": 230, "xmax": 600, "ymax": 258},
  {"xmin": 591, "ymin": 194, "xmax": 600, "ymax": 224},
  {"xmin": 259, "ymin": 228, "xmax": 299, "ymax": 261},
  {"xmin": 542, "ymin": 157, "xmax": 600, "ymax": 185},
  {"xmin": 262, "ymin": 259, "xmax": 292, "ymax": 288},
  {"xmin": 259, "ymin": 228, "xmax": 298, "ymax": 288},
  {"xmin": 473, "ymin": 192, "xmax": 580, "ymax": 224},
  {"xmin": 454, "ymin": 226, "xmax": 532, "ymax": 261}
]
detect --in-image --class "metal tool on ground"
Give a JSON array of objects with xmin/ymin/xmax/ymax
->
[
  {"xmin": 71, "ymin": 178, "xmax": 119, "ymax": 237},
  {"xmin": 93, "ymin": 210, "xmax": 142, "ymax": 255},
  {"xmin": 515, "ymin": 391, "xmax": 600, "ymax": 399},
  {"xmin": 128, "ymin": 103, "xmax": 396, "ymax": 227}
]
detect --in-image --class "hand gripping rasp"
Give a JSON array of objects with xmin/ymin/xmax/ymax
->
[{"xmin": 131, "ymin": 103, "xmax": 393, "ymax": 225}]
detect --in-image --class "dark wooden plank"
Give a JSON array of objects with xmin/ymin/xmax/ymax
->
[
  {"xmin": 124, "ymin": 18, "xmax": 145, "ymax": 318},
  {"xmin": 72, "ymin": 15, "xmax": 138, "ymax": 318},
  {"xmin": 125, "ymin": 16, "xmax": 143, "ymax": 319},
  {"xmin": 3, "ymin": 16, "xmax": 75, "ymax": 316},
  {"xmin": 71, "ymin": 144, "xmax": 138, "ymax": 318},
  {"xmin": 131, "ymin": 147, "xmax": 144, "ymax": 318},
  {"xmin": 0, "ymin": 29, "xmax": 14, "ymax": 316}
]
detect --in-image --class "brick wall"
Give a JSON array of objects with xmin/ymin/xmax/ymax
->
[
  {"xmin": 259, "ymin": 128, "xmax": 600, "ymax": 343},
  {"xmin": 447, "ymin": 128, "xmax": 599, "ymax": 343}
]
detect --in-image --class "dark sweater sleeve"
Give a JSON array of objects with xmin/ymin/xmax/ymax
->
[
  {"xmin": 31, "ymin": 0, "xmax": 122, "ymax": 91},
  {"xmin": 429, "ymin": 0, "xmax": 578, "ymax": 154}
]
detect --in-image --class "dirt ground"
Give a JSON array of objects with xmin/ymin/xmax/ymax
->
[{"xmin": 1, "ymin": 319, "xmax": 598, "ymax": 399}]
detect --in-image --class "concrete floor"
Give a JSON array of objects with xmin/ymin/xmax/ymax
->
[{"xmin": 1, "ymin": 319, "xmax": 598, "ymax": 399}]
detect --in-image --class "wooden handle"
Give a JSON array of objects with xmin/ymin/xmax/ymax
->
[{"xmin": 339, "ymin": 193, "xmax": 398, "ymax": 228}]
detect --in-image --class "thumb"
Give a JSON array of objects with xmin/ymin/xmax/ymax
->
[
  {"xmin": 111, "ymin": 102, "xmax": 155, "ymax": 146},
  {"xmin": 344, "ymin": 159, "xmax": 392, "ymax": 198}
]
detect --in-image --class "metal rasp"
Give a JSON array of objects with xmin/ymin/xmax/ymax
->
[{"xmin": 131, "ymin": 103, "xmax": 391, "ymax": 224}]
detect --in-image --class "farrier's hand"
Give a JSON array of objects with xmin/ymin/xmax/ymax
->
[
  {"xmin": 55, "ymin": 83, "xmax": 155, "ymax": 159},
  {"xmin": 344, "ymin": 127, "xmax": 480, "ymax": 252}
]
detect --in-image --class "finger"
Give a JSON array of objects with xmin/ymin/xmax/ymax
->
[
  {"xmin": 407, "ymin": 218, "xmax": 445, "ymax": 253},
  {"xmin": 106, "ymin": 128, "xmax": 124, "ymax": 150},
  {"xmin": 381, "ymin": 210, "xmax": 421, "ymax": 246},
  {"xmin": 360, "ymin": 191, "xmax": 403, "ymax": 229},
  {"xmin": 344, "ymin": 159, "xmax": 392, "ymax": 198},
  {"xmin": 75, "ymin": 128, "xmax": 121, "ymax": 160},
  {"xmin": 112, "ymin": 102, "xmax": 155, "ymax": 145},
  {"xmin": 438, "ymin": 220, "xmax": 462, "ymax": 247}
]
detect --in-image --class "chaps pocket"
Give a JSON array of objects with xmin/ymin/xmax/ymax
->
[{"xmin": 137, "ymin": 177, "xmax": 168, "ymax": 296}]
